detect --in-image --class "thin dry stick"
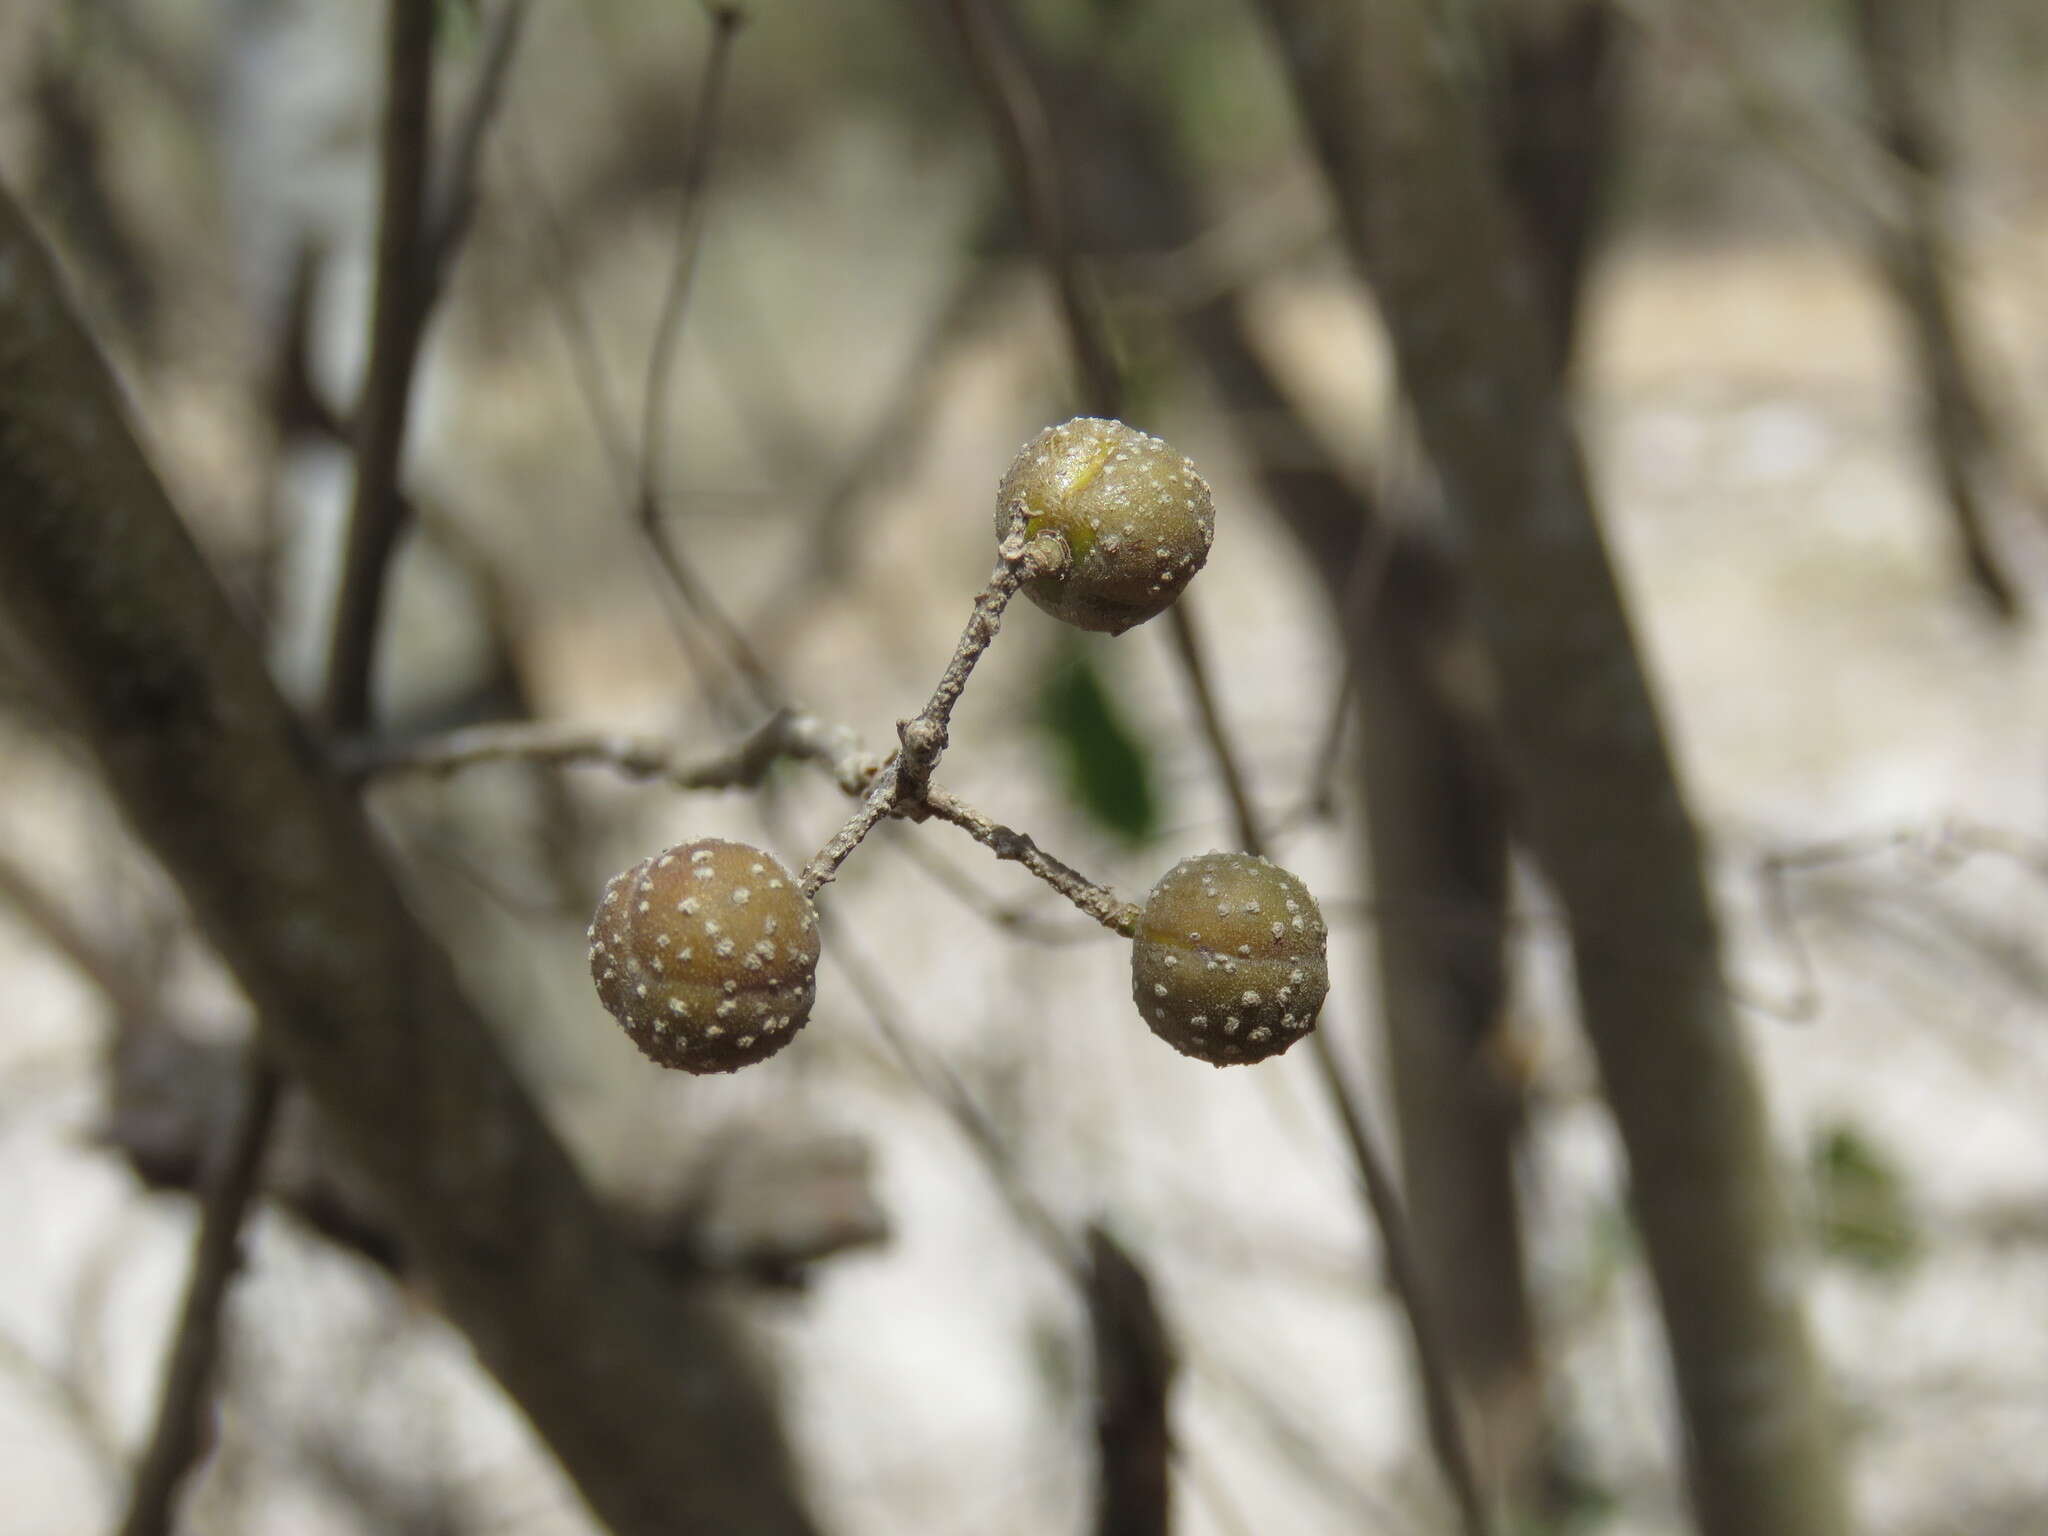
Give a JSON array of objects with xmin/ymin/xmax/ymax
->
[
  {"xmin": 1300, "ymin": 513, "xmax": 1395, "ymax": 820},
  {"xmin": 938, "ymin": 0, "xmax": 1119, "ymax": 411},
  {"xmin": 347, "ymin": 709, "xmax": 1141, "ymax": 937},
  {"xmin": 799, "ymin": 523, "xmax": 1068, "ymax": 894},
  {"xmin": 944, "ymin": 0, "xmax": 1272, "ymax": 894},
  {"xmin": 1161, "ymin": 601, "xmax": 1263, "ymax": 856},
  {"xmin": 923, "ymin": 786, "xmax": 1138, "ymax": 935},
  {"xmin": 939, "ymin": 3, "xmax": 1492, "ymax": 1530},
  {"xmin": 829, "ymin": 930, "xmax": 1081, "ymax": 1269},
  {"xmin": 320, "ymin": 0, "xmax": 439, "ymax": 732},
  {"xmin": 829, "ymin": 932, "xmax": 1196, "ymax": 1536},
  {"xmin": 886, "ymin": 831, "xmax": 1109, "ymax": 944},
  {"xmin": 115, "ymin": 1058, "xmax": 282, "ymax": 1536},
  {"xmin": 1305, "ymin": 1022, "xmax": 1491, "ymax": 1536},
  {"xmin": 638, "ymin": 2, "xmax": 745, "ymax": 518},
  {"xmin": 0, "ymin": 847, "xmax": 153, "ymax": 1022},
  {"xmin": 119, "ymin": 3, "xmax": 526, "ymax": 1527},
  {"xmin": 632, "ymin": 4, "xmax": 784, "ymax": 717},
  {"xmin": 498, "ymin": 113, "xmax": 750, "ymax": 723},
  {"xmin": 340, "ymin": 709, "xmax": 819, "ymax": 790},
  {"xmin": 424, "ymin": 0, "xmax": 532, "ymax": 286}
]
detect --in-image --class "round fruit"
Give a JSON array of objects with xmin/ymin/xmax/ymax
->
[
  {"xmin": 997, "ymin": 417, "xmax": 1214, "ymax": 635},
  {"xmin": 589, "ymin": 838, "xmax": 820, "ymax": 1074},
  {"xmin": 1130, "ymin": 851, "xmax": 1328, "ymax": 1066}
]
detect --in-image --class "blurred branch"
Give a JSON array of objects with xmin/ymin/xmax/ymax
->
[
  {"xmin": 1159, "ymin": 597, "xmax": 1263, "ymax": 855},
  {"xmin": 322, "ymin": 0, "xmax": 440, "ymax": 732},
  {"xmin": 827, "ymin": 929, "xmax": 1180, "ymax": 1536},
  {"xmin": 1850, "ymin": 0, "xmax": 2027, "ymax": 619},
  {"xmin": 0, "ymin": 177, "xmax": 820, "ymax": 1536},
  {"xmin": 1085, "ymin": 1225, "xmax": 1175, "ymax": 1536},
  {"xmin": 0, "ymin": 1324, "xmax": 121, "ymax": 1477},
  {"xmin": 350, "ymin": 705, "xmax": 1137, "ymax": 935},
  {"xmin": 0, "ymin": 845, "xmax": 155, "ymax": 1022},
  {"xmin": 1741, "ymin": 815, "xmax": 2048, "ymax": 1022},
  {"xmin": 119, "ymin": 6, "xmax": 451, "ymax": 1525},
  {"xmin": 632, "ymin": 5, "xmax": 783, "ymax": 718},
  {"xmin": 1253, "ymin": 2, "xmax": 1850, "ymax": 1531},
  {"xmin": 935, "ymin": 0, "xmax": 1118, "ymax": 411},
  {"xmin": 424, "ymin": 0, "xmax": 532, "ymax": 287},
  {"xmin": 885, "ymin": 821, "xmax": 1111, "ymax": 946},
  {"xmin": 342, "ymin": 707, "xmax": 829, "ymax": 789},
  {"xmin": 747, "ymin": 256, "xmax": 1003, "ymax": 657},
  {"xmin": 944, "ymin": 5, "xmax": 1495, "ymax": 1529},
  {"xmin": 116, "ymin": 1055, "xmax": 282, "ymax": 1536}
]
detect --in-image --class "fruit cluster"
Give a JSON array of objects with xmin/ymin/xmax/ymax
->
[{"xmin": 591, "ymin": 418, "xmax": 1327, "ymax": 1074}]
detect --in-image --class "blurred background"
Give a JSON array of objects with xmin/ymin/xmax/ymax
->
[{"xmin": 2, "ymin": 1, "xmax": 2046, "ymax": 1533}]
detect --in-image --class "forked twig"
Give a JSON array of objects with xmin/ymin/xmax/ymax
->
[
  {"xmin": 799, "ymin": 522, "xmax": 1068, "ymax": 894},
  {"xmin": 935, "ymin": 4, "xmax": 1493, "ymax": 1530},
  {"xmin": 116, "ymin": 1056, "xmax": 282, "ymax": 1536}
]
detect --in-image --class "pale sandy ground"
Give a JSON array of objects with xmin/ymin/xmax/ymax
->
[{"xmin": 4, "ymin": 46, "xmax": 2048, "ymax": 1536}]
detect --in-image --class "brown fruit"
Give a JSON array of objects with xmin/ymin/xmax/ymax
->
[
  {"xmin": 589, "ymin": 839, "xmax": 820, "ymax": 1074},
  {"xmin": 997, "ymin": 417, "xmax": 1214, "ymax": 635},
  {"xmin": 1130, "ymin": 851, "xmax": 1328, "ymax": 1066}
]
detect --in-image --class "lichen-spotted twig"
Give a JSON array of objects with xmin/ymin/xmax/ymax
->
[{"xmin": 798, "ymin": 518, "xmax": 1067, "ymax": 894}]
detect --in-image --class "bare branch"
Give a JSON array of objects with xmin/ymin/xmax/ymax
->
[
  {"xmin": 341, "ymin": 708, "xmax": 822, "ymax": 791},
  {"xmin": 922, "ymin": 787, "xmax": 1138, "ymax": 936},
  {"xmin": 934, "ymin": 0, "xmax": 1119, "ymax": 411},
  {"xmin": 116, "ymin": 1056, "xmax": 282, "ymax": 1536},
  {"xmin": 1161, "ymin": 600, "xmax": 1264, "ymax": 855},
  {"xmin": 424, "ymin": 0, "xmax": 532, "ymax": 288},
  {"xmin": 321, "ymin": 0, "xmax": 440, "ymax": 733},
  {"xmin": 630, "ymin": 5, "xmax": 784, "ymax": 717},
  {"xmin": 939, "ymin": 6, "xmax": 1493, "ymax": 1524},
  {"xmin": 0, "ymin": 177, "xmax": 820, "ymax": 1536},
  {"xmin": 799, "ymin": 525, "xmax": 1067, "ymax": 894}
]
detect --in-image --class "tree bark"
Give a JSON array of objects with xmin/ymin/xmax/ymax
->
[
  {"xmin": 1252, "ymin": 5, "xmax": 1850, "ymax": 1534},
  {"xmin": 0, "ymin": 186, "xmax": 820, "ymax": 1536}
]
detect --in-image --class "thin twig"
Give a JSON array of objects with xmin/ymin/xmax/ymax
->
[
  {"xmin": 829, "ymin": 929, "xmax": 1081, "ymax": 1270},
  {"xmin": 120, "ymin": 8, "xmax": 459, "ymax": 1527},
  {"xmin": 499, "ymin": 120, "xmax": 739, "ymax": 716},
  {"xmin": 799, "ymin": 525, "xmax": 1068, "ymax": 894},
  {"xmin": 424, "ymin": 0, "xmax": 532, "ymax": 291},
  {"xmin": 347, "ymin": 707, "xmax": 1144, "ymax": 938},
  {"xmin": 1162, "ymin": 601, "xmax": 1264, "ymax": 855},
  {"xmin": 339, "ymin": 708, "xmax": 824, "ymax": 790},
  {"xmin": 946, "ymin": 0, "xmax": 1273, "ymax": 883},
  {"xmin": 923, "ymin": 786, "xmax": 1139, "ymax": 936},
  {"xmin": 116, "ymin": 1053, "xmax": 283, "ymax": 1536},
  {"xmin": 937, "ymin": 0, "xmax": 1119, "ymax": 412},
  {"xmin": 1306, "ymin": 1024, "xmax": 1492, "ymax": 1536},
  {"xmin": 0, "ymin": 1324, "xmax": 121, "ymax": 1476},
  {"xmin": 632, "ymin": 4, "xmax": 783, "ymax": 717},
  {"xmin": 1299, "ymin": 514, "xmax": 1395, "ymax": 821},
  {"xmin": 638, "ymin": 2, "xmax": 745, "ymax": 522},
  {"xmin": 320, "ymin": 0, "xmax": 439, "ymax": 732},
  {"xmin": 887, "ymin": 830, "xmax": 1109, "ymax": 944},
  {"xmin": 0, "ymin": 846, "xmax": 153, "ymax": 1021},
  {"xmin": 926, "ymin": 6, "xmax": 1491, "ymax": 1526}
]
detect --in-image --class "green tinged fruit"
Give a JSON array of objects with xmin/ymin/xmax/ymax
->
[
  {"xmin": 997, "ymin": 417, "xmax": 1214, "ymax": 635},
  {"xmin": 1131, "ymin": 851, "xmax": 1328, "ymax": 1065},
  {"xmin": 590, "ymin": 838, "xmax": 820, "ymax": 1074}
]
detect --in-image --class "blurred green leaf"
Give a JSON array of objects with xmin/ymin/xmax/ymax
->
[
  {"xmin": 1810, "ymin": 1121, "xmax": 1921, "ymax": 1276},
  {"xmin": 1036, "ymin": 642, "xmax": 1158, "ymax": 846}
]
